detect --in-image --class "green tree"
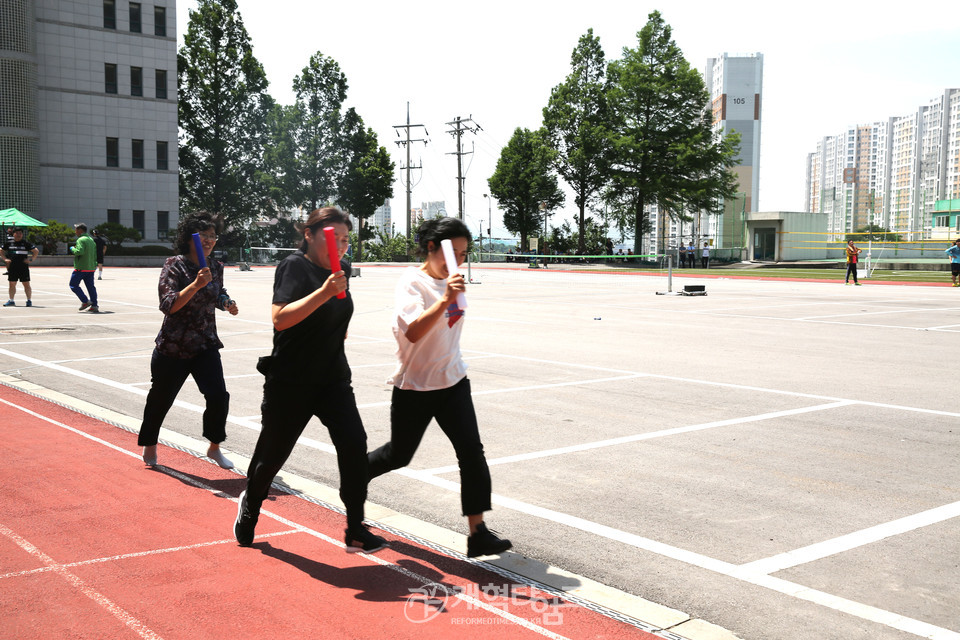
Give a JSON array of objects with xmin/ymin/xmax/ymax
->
[
  {"xmin": 846, "ymin": 225, "xmax": 903, "ymax": 242},
  {"xmin": 488, "ymin": 127, "xmax": 565, "ymax": 252},
  {"xmin": 364, "ymin": 228, "xmax": 414, "ymax": 261},
  {"xmin": 543, "ymin": 29, "xmax": 611, "ymax": 255},
  {"xmin": 337, "ymin": 108, "xmax": 395, "ymax": 262},
  {"xmin": 288, "ymin": 52, "xmax": 349, "ymax": 211},
  {"xmin": 29, "ymin": 220, "xmax": 73, "ymax": 255},
  {"xmin": 178, "ymin": 0, "xmax": 271, "ymax": 228},
  {"xmin": 605, "ymin": 11, "xmax": 739, "ymax": 254},
  {"xmin": 93, "ymin": 222, "xmax": 142, "ymax": 249}
]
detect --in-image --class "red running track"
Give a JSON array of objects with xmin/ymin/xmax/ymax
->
[{"xmin": 0, "ymin": 386, "xmax": 666, "ymax": 640}]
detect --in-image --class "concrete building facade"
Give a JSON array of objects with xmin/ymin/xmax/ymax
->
[{"xmin": 0, "ymin": 0, "xmax": 178, "ymax": 240}]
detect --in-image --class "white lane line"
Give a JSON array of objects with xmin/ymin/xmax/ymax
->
[
  {"xmin": 422, "ymin": 401, "xmax": 855, "ymax": 474},
  {"xmin": 356, "ymin": 374, "xmax": 648, "ymax": 409},
  {"xmin": 5, "ymin": 402, "xmax": 570, "ymax": 640},
  {"xmin": 734, "ymin": 500, "xmax": 960, "ymax": 577},
  {"xmin": 796, "ymin": 307, "xmax": 960, "ymax": 320},
  {"xmin": 0, "ymin": 522, "xmax": 164, "ymax": 640},
  {"xmin": 396, "ymin": 469, "xmax": 960, "ymax": 640},
  {"xmin": 747, "ymin": 573, "xmax": 960, "ymax": 640},
  {"xmin": 0, "ymin": 530, "xmax": 298, "ymax": 580}
]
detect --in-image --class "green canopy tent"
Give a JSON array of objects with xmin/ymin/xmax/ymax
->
[{"xmin": 0, "ymin": 208, "xmax": 48, "ymax": 228}]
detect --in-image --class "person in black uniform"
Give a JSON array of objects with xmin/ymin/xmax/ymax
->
[
  {"xmin": 92, "ymin": 229, "xmax": 107, "ymax": 280},
  {"xmin": 234, "ymin": 207, "xmax": 387, "ymax": 554},
  {"xmin": 2, "ymin": 228, "xmax": 39, "ymax": 307}
]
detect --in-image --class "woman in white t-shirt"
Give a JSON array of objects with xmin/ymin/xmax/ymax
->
[{"xmin": 368, "ymin": 217, "xmax": 512, "ymax": 558}]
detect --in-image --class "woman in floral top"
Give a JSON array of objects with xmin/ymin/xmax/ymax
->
[{"xmin": 138, "ymin": 212, "xmax": 239, "ymax": 468}]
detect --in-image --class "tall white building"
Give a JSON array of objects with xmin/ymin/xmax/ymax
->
[
  {"xmin": 704, "ymin": 52, "xmax": 763, "ymax": 254},
  {"xmin": 805, "ymin": 89, "xmax": 960, "ymax": 239},
  {"xmin": 642, "ymin": 52, "xmax": 763, "ymax": 258},
  {"xmin": 0, "ymin": 0, "xmax": 178, "ymax": 240}
]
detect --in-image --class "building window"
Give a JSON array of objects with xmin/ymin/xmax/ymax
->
[
  {"xmin": 156, "ymin": 141, "xmax": 168, "ymax": 170},
  {"xmin": 104, "ymin": 63, "xmax": 117, "ymax": 94},
  {"xmin": 133, "ymin": 210, "xmax": 145, "ymax": 237},
  {"xmin": 104, "ymin": 0, "xmax": 116, "ymax": 28},
  {"xmin": 154, "ymin": 6, "xmax": 167, "ymax": 36},
  {"xmin": 132, "ymin": 140, "xmax": 144, "ymax": 169},
  {"xmin": 155, "ymin": 69, "xmax": 167, "ymax": 99},
  {"xmin": 131, "ymin": 67, "xmax": 142, "ymax": 96},
  {"xmin": 157, "ymin": 211, "xmax": 169, "ymax": 239},
  {"xmin": 107, "ymin": 209, "xmax": 120, "ymax": 224},
  {"xmin": 106, "ymin": 137, "xmax": 119, "ymax": 167},
  {"xmin": 129, "ymin": 3, "xmax": 142, "ymax": 32}
]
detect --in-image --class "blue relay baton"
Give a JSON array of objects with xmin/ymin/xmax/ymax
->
[{"xmin": 191, "ymin": 232, "xmax": 206, "ymax": 268}]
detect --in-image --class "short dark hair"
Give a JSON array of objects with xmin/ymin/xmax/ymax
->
[
  {"xmin": 296, "ymin": 207, "xmax": 352, "ymax": 252},
  {"xmin": 416, "ymin": 217, "xmax": 472, "ymax": 257},
  {"xmin": 74, "ymin": 223, "xmax": 87, "ymax": 232},
  {"xmin": 174, "ymin": 211, "xmax": 220, "ymax": 255}
]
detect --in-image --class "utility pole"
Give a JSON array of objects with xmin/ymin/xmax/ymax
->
[
  {"xmin": 393, "ymin": 102, "xmax": 428, "ymax": 240},
  {"xmin": 445, "ymin": 115, "xmax": 481, "ymax": 220}
]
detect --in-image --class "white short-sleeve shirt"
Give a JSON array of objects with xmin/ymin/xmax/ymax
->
[{"xmin": 388, "ymin": 267, "xmax": 467, "ymax": 391}]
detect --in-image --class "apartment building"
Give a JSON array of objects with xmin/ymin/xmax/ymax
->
[
  {"xmin": 0, "ymin": 0, "xmax": 178, "ymax": 240},
  {"xmin": 805, "ymin": 89, "xmax": 960, "ymax": 239}
]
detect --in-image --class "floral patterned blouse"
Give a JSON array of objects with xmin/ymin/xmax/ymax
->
[{"xmin": 154, "ymin": 255, "xmax": 230, "ymax": 359}]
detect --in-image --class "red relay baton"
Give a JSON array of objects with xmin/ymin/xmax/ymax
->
[{"xmin": 323, "ymin": 226, "xmax": 346, "ymax": 299}]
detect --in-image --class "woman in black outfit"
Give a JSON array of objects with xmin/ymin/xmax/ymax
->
[
  {"xmin": 234, "ymin": 207, "xmax": 387, "ymax": 553},
  {"xmin": 138, "ymin": 211, "xmax": 238, "ymax": 468}
]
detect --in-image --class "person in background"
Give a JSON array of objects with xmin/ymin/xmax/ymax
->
[
  {"xmin": 687, "ymin": 241, "xmax": 696, "ymax": 268},
  {"xmin": 137, "ymin": 212, "xmax": 238, "ymax": 469},
  {"xmin": 93, "ymin": 229, "xmax": 107, "ymax": 280},
  {"xmin": 701, "ymin": 242, "xmax": 710, "ymax": 269},
  {"xmin": 945, "ymin": 238, "xmax": 960, "ymax": 287},
  {"xmin": 678, "ymin": 242, "xmax": 686, "ymax": 268},
  {"xmin": 1, "ymin": 228, "xmax": 39, "ymax": 307},
  {"xmin": 69, "ymin": 223, "xmax": 99, "ymax": 312},
  {"xmin": 367, "ymin": 216, "xmax": 512, "ymax": 559},
  {"xmin": 234, "ymin": 207, "xmax": 387, "ymax": 554},
  {"xmin": 844, "ymin": 239, "xmax": 862, "ymax": 286}
]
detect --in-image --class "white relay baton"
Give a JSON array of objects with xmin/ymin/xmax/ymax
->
[{"xmin": 440, "ymin": 238, "xmax": 467, "ymax": 309}]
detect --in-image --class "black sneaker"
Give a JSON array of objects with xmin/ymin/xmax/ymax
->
[
  {"xmin": 234, "ymin": 490, "xmax": 259, "ymax": 547},
  {"xmin": 467, "ymin": 522, "xmax": 512, "ymax": 558},
  {"xmin": 344, "ymin": 525, "xmax": 388, "ymax": 554}
]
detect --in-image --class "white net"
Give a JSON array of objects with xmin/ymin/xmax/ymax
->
[{"xmin": 247, "ymin": 246, "xmax": 297, "ymax": 264}]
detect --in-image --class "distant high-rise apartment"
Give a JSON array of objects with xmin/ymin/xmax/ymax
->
[
  {"xmin": 704, "ymin": 52, "xmax": 763, "ymax": 254},
  {"xmin": 805, "ymin": 89, "xmax": 960, "ymax": 238},
  {"xmin": 642, "ymin": 52, "xmax": 763, "ymax": 258},
  {"xmin": 0, "ymin": 0, "xmax": 177, "ymax": 239}
]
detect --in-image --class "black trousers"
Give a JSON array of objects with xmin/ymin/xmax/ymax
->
[
  {"xmin": 368, "ymin": 377, "xmax": 492, "ymax": 516},
  {"xmin": 245, "ymin": 378, "xmax": 369, "ymax": 531},
  {"xmin": 845, "ymin": 263, "xmax": 858, "ymax": 283},
  {"xmin": 138, "ymin": 348, "xmax": 229, "ymax": 446}
]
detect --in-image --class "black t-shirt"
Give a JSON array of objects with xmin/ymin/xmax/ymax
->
[
  {"xmin": 3, "ymin": 239, "xmax": 36, "ymax": 265},
  {"xmin": 269, "ymin": 250, "xmax": 352, "ymax": 385},
  {"xmin": 93, "ymin": 236, "xmax": 107, "ymax": 260}
]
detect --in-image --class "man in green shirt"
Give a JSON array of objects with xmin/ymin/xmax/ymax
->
[{"xmin": 69, "ymin": 223, "xmax": 99, "ymax": 312}]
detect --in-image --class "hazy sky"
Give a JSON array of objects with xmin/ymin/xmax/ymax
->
[{"xmin": 176, "ymin": 0, "xmax": 960, "ymax": 238}]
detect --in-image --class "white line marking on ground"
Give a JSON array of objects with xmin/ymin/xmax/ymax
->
[
  {"xmin": 796, "ymin": 307, "xmax": 960, "ymax": 320},
  {"xmin": 0, "ymin": 522, "xmax": 165, "ymax": 640},
  {"xmin": 4, "ymin": 344, "xmax": 960, "ymax": 637},
  {"xmin": 421, "ymin": 401, "xmax": 855, "ymax": 474},
  {"xmin": 397, "ymin": 469, "xmax": 960, "ymax": 640},
  {"xmin": 5, "ymin": 401, "xmax": 571, "ymax": 640},
  {"xmin": 734, "ymin": 500, "xmax": 960, "ymax": 577},
  {"xmin": 0, "ymin": 530, "xmax": 297, "ymax": 580}
]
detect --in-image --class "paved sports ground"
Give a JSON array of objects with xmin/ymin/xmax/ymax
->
[{"xmin": 1, "ymin": 263, "xmax": 957, "ymax": 640}]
